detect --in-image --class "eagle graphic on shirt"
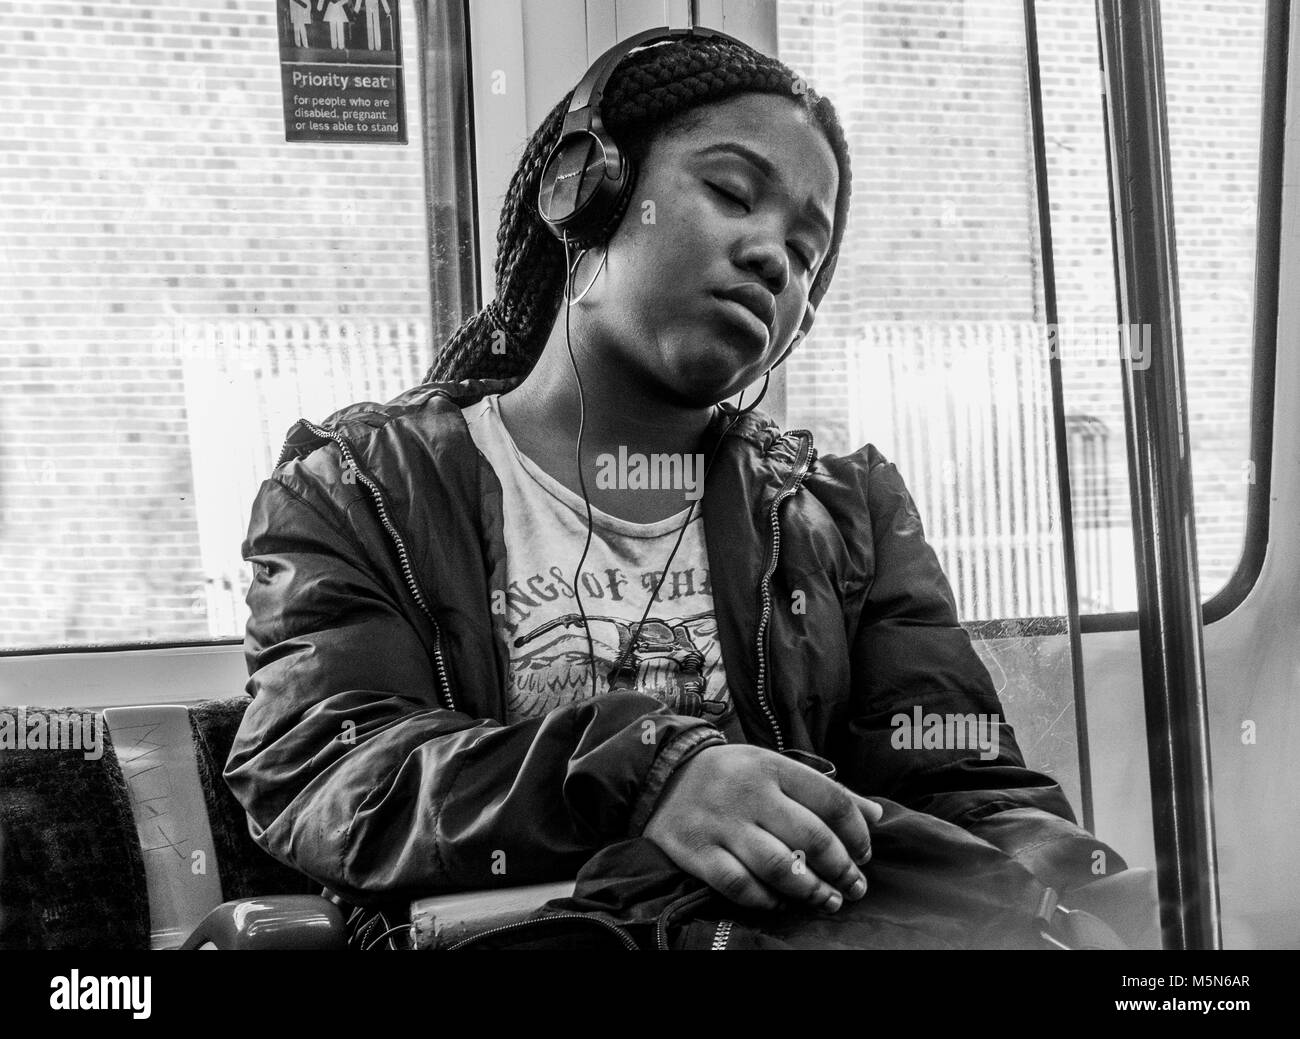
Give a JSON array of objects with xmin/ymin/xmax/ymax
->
[{"xmin": 506, "ymin": 610, "xmax": 727, "ymax": 722}]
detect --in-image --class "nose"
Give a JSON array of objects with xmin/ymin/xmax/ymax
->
[{"xmin": 735, "ymin": 234, "xmax": 791, "ymax": 298}]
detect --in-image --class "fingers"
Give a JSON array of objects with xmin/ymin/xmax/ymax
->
[
  {"xmin": 754, "ymin": 801, "xmax": 868, "ymax": 904},
  {"xmin": 726, "ymin": 825, "xmax": 851, "ymax": 912},
  {"xmin": 647, "ymin": 815, "xmax": 786, "ymax": 913},
  {"xmin": 640, "ymin": 745, "xmax": 885, "ymax": 916},
  {"xmin": 849, "ymin": 791, "xmax": 884, "ymax": 825},
  {"xmin": 652, "ymin": 810, "xmax": 861, "ymax": 914},
  {"xmin": 692, "ymin": 847, "xmax": 782, "ymax": 912},
  {"xmin": 775, "ymin": 764, "xmax": 875, "ymax": 867}
]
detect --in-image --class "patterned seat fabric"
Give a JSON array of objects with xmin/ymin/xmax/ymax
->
[{"xmin": 0, "ymin": 707, "xmax": 149, "ymax": 950}]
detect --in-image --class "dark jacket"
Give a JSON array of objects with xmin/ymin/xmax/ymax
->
[{"xmin": 227, "ymin": 377, "xmax": 1123, "ymax": 907}]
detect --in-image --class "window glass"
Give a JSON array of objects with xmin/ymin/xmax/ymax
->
[
  {"xmin": 774, "ymin": 0, "xmax": 1083, "ymax": 809},
  {"xmin": 1037, "ymin": 0, "xmax": 1268, "ymax": 614},
  {"xmin": 1156, "ymin": 0, "xmax": 1267, "ymax": 601},
  {"xmin": 0, "ymin": 0, "xmax": 443, "ymax": 649},
  {"xmin": 777, "ymin": 0, "xmax": 1268, "ymax": 620},
  {"xmin": 777, "ymin": 0, "xmax": 1067, "ymax": 624}
]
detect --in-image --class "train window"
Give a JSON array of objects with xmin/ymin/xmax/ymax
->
[
  {"xmin": 0, "ymin": 2, "xmax": 1271, "ymax": 648},
  {"xmin": 780, "ymin": 0, "xmax": 1271, "ymax": 621},
  {"xmin": 0, "ymin": 0, "xmax": 462, "ymax": 651},
  {"xmin": 1152, "ymin": 0, "xmax": 1269, "ymax": 609},
  {"xmin": 1042, "ymin": 0, "xmax": 1271, "ymax": 616}
]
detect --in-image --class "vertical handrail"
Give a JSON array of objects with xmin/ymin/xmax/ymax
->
[
  {"xmin": 1022, "ymin": 0, "xmax": 1094, "ymax": 831},
  {"xmin": 1095, "ymin": 0, "xmax": 1222, "ymax": 950}
]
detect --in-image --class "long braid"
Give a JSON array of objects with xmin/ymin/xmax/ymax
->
[
  {"xmin": 421, "ymin": 95, "xmax": 573, "ymax": 384},
  {"xmin": 423, "ymin": 34, "xmax": 853, "ymax": 385}
]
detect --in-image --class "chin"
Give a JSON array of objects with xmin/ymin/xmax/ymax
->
[
  {"xmin": 659, "ymin": 380, "xmax": 728, "ymax": 410},
  {"xmin": 669, "ymin": 345, "xmax": 758, "ymax": 399},
  {"xmin": 669, "ymin": 365, "xmax": 747, "ymax": 409}
]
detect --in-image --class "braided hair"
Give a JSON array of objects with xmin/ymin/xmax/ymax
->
[{"xmin": 423, "ymin": 33, "xmax": 852, "ymax": 385}]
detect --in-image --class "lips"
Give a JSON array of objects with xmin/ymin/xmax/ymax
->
[{"xmin": 713, "ymin": 283, "xmax": 777, "ymax": 332}]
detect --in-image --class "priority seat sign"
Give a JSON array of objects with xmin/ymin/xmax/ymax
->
[{"xmin": 275, "ymin": 0, "xmax": 408, "ymax": 144}]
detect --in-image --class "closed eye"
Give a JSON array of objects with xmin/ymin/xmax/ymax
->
[
  {"xmin": 706, "ymin": 182, "xmax": 815, "ymax": 271},
  {"xmin": 706, "ymin": 181, "xmax": 748, "ymax": 210}
]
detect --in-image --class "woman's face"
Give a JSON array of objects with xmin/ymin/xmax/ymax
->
[{"xmin": 576, "ymin": 93, "xmax": 839, "ymax": 408}]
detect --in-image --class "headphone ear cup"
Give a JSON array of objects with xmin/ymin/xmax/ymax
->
[
  {"xmin": 535, "ymin": 24, "xmax": 754, "ymax": 251},
  {"xmin": 538, "ymin": 129, "xmax": 636, "ymax": 249},
  {"xmin": 587, "ymin": 157, "xmax": 637, "ymax": 246}
]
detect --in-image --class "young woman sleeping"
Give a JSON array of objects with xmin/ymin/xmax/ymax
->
[{"xmin": 228, "ymin": 29, "xmax": 1125, "ymax": 947}]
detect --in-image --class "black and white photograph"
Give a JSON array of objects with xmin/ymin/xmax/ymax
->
[{"xmin": 0, "ymin": 0, "xmax": 1292, "ymax": 1012}]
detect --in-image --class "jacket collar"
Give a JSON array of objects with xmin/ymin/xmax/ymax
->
[
  {"xmin": 308, "ymin": 377, "xmax": 796, "ymax": 465},
  {"xmin": 280, "ymin": 376, "xmax": 811, "ymax": 508},
  {"xmin": 416, "ymin": 377, "xmax": 789, "ymax": 451}
]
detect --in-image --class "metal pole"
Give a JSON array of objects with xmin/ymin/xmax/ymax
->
[
  {"xmin": 1022, "ymin": 0, "xmax": 1095, "ymax": 833},
  {"xmin": 1094, "ymin": 0, "xmax": 1222, "ymax": 950}
]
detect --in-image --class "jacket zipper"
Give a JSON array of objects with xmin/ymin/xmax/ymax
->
[
  {"xmin": 654, "ymin": 887, "xmax": 717, "ymax": 950},
  {"xmin": 443, "ymin": 912, "xmax": 641, "ymax": 951},
  {"xmin": 279, "ymin": 418, "xmax": 458, "ymax": 714},
  {"xmin": 711, "ymin": 920, "xmax": 734, "ymax": 950},
  {"xmin": 752, "ymin": 432, "xmax": 815, "ymax": 753}
]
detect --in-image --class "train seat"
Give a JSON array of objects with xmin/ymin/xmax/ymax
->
[
  {"xmin": 0, "ymin": 699, "xmax": 342, "ymax": 950},
  {"xmin": 0, "ymin": 697, "xmax": 1160, "ymax": 949},
  {"xmin": 182, "ymin": 698, "xmax": 323, "ymax": 905}
]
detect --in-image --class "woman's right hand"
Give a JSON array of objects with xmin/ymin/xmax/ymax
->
[{"xmin": 642, "ymin": 744, "xmax": 883, "ymax": 913}]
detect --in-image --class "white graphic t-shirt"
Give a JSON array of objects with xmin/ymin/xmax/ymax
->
[{"xmin": 462, "ymin": 394, "xmax": 743, "ymax": 742}]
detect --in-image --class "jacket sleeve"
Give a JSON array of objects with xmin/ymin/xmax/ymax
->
[
  {"xmin": 833, "ymin": 454, "xmax": 1128, "ymax": 894},
  {"xmin": 226, "ymin": 466, "xmax": 726, "ymax": 906}
]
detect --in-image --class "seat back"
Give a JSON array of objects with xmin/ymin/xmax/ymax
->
[
  {"xmin": 186, "ymin": 697, "xmax": 318, "ymax": 902},
  {"xmin": 1, "ymin": 698, "xmax": 317, "ymax": 951},
  {"xmin": 104, "ymin": 697, "xmax": 318, "ymax": 949},
  {"xmin": 103, "ymin": 704, "xmax": 229, "ymax": 949},
  {"xmin": 0, "ymin": 706, "xmax": 150, "ymax": 950}
]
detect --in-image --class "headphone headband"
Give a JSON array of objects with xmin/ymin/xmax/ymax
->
[{"xmin": 567, "ymin": 25, "xmax": 741, "ymax": 122}]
